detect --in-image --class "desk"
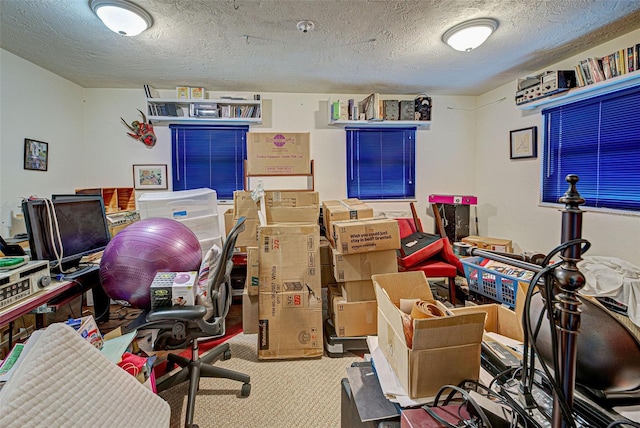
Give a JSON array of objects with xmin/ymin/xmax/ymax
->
[{"xmin": 0, "ymin": 267, "xmax": 110, "ymax": 346}]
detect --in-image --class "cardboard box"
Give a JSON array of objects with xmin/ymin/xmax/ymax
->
[
  {"xmin": 247, "ymin": 132, "xmax": 311, "ymax": 175},
  {"xmin": 234, "ymin": 190, "xmax": 319, "ymax": 224},
  {"xmin": 461, "ymin": 235, "xmax": 513, "ymax": 253},
  {"xmin": 264, "ymin": 191, "xmax": 319, "ymax": 224},
  {"xmin": 225, "ymin": 207, "xmax": 260, "ymax": 249},
  {"xmin": 66, "ymin": 315, "xmax": 103, "ymax": 349},
  {"xmin": 242, "ymin": 286, "xmax": 260, "ymax": 334},
  {"xmin": 332, "ymin": 218, "xmax": 400, "ymax": 255},
  {"xmin": 332, "ymin": 248, "xmax": 398, "ymax": 282},
  {"xmin": 150, "ymin": 271, "xmax": 198, "ymax": 308},
  {"xmin": 246, "ymin": 246, "xmax": 260, "ymax": 296},
  {"xmin": 257, "ymin": 224, "xmax": 323, "ymax": 359},
  {"xmin": 340, "ymin": 279, "xmax": 376, "ymax": 302},
  {"xmin": 323, "ymin": 199, "xmax": 374, "ymax": 245},
  {"xmin": 332, "ymin": 299, "xmax": 378, "ymax": 337},
  {"xmin": 233, "ymin": 191, "xmax": 260, "ymax": 219},
  {"xmin": 372, "ymin": 271, "xmax": 485, "ymax": 399},
  {"xmin": 451, "ymin": 304, "xmax": 524, "ymax": 342},
  {"xmin": 327, "ymin": 283, "xmax": 341, "ymax": 321},
  {"xmin": 319, "ymin": 237, "xmax": 332, "ymax": 266},
  {"xmin": 321, "ymin": 264, "xmax": 336, "ymax": 288},
  {"xmin": 257, "ymin": 224, "xmax": 321, "ymax": 294}
]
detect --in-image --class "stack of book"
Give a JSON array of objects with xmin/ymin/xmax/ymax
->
[{"xmin": 574, "ymin": 43, "xmax": 640, "ymax": 87}]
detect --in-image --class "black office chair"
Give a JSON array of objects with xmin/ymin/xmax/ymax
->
[{"xmin": 145, "ymin": 216, "xmax": 250, "ymax": 428}]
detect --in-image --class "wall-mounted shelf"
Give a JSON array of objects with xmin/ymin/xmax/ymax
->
[
  {"xmin": 517, "ymin": 70, "xmax": 640, "ymax": 110},
  {"xmin": 327, "ymin": 97, "xmax": 431, "ymax": 129},
  {"xmin": 75, "ymin": 187, "xmax": 136, "ymax": 214},
  {"xmin": 146, "ymin": 97, "xmax": 262, "ymax": 125}
]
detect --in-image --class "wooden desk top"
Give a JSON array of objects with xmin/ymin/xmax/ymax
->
[{"xmin": 1, "ymin": 279, "xmax": 83, "ymax": 326}]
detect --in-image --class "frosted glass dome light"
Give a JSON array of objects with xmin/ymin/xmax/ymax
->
[
  {"xmin": 90, "ymin": 0, "xmax": 153, "ymax": 36},
  {"xmin": 442, "ymin": 18, "xmax": 498, "ymax": 52}
]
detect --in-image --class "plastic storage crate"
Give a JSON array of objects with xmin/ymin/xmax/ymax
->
[{"xmin": 461, "ymin": 256, "xmax": 523, "ymax": 308}]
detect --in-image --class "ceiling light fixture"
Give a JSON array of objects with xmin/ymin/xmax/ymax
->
[
  {"xmin": 90, "ymin": 0, "xmax": 153, "ymax": 36},
  {"xmin": 442, "ymin": 18, "xmax": 498, "ymax": 52}
]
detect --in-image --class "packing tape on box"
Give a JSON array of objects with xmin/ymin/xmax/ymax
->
[{"xmin": 410, "ymin": 301, "xmax": 446, "ymax": 319}]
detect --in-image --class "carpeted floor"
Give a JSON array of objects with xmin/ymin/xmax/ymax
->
[{"xmin": 158, "ymin": 332, "xmax": 363, "ymax": 428}]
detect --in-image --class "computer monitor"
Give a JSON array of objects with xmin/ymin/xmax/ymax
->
[{"xmin": 22, "ymin": 196, "xmax": 111, "ymax": 275}]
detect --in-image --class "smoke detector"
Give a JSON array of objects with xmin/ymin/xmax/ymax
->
[{"xmin": 296, "ymin": 20, "xmax": 314, "ymax": 33}]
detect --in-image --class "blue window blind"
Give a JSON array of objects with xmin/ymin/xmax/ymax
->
[
  {"xmin": 542, "ymin": 86, "xmax": 640, "ymax": 212},
  {"xmin": 346, "ymin": 127, "xmax": 416, "ymax": 200},
  {"xmin": 171, "ymin": 125, "xmax": 248, "ymax": 200}
]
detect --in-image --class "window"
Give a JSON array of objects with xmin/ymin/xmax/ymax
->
[
  {"xmin": 542, "ymin": 86, "xmax": 640, "ymax": 212},
  {"xmin": 346, "ymin": 127, "xmax": 416, "ymax": 200},
  {"xmin": 171, "ymin": 125, "xmax": 248, "ymax": 200}
]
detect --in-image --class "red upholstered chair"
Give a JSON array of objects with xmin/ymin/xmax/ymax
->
[{"xmin": 396, "ymin": 205, "xmax": 464, "ymax": 305}]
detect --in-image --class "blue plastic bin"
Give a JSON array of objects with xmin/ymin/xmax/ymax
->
[{"xmin": 460, "ymin": 256, "xmax": 527, "ymax": 308}]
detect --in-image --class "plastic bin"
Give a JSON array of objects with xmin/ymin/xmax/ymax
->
[
  {"xmin": 138, "ymin": 188, "xmax": 218, "ymax": 220},
  {"xmin": 178, "ymin": 214, "xmax": 220, "ymax": 241},
  {"xmin": 461, "ymin": 256, "xmax": 524, "ymax": 308}
]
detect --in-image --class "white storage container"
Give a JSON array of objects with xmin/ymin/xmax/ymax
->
[
  {"xmin": 179, "ymin": 214, "xmax": 221, "ymax": 242},
  {"xmin": 138, "ymin": 188, "xmax": 218, "ymax": 220},
  {"xmin": 200, "ymin": 235, "xmax": 223, "ymax": 255},
  {"xmin": 138, "ymin": 188, "xmax": 221, "ymax": 258}
]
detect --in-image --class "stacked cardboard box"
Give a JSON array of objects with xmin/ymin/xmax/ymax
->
[
  {"xmin": 325, "ymin": 202, "xmax": 400, "ymax": 338},
  {"xmin": 257, "ymin": 224, "xmax": 323, "ymax": 359},
  {"xmin": 322, "ymin": 199, "xmax": 374, "ymax": 246}
]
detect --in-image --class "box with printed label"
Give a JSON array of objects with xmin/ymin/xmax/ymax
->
[
  {"xmin": 461, "ymin": 235, "xmax": 513, "ymax": 253},
  {"xmin": 332, "ymin": 298, "xmax": 377, "ymax": 337},
  {"xmin": 247, "ymin": 132, "xmax": 311, "ymax": 175},
  {"xmin": 332, "ymin": 218, "xmax": 400, "ymax": 255},
  {"xmin": 257, "ymin": 224, "xmax": 322, "ymax": 359},
  {"xmin": 245, "ymin": 246, "xmax": 260, "ymax": 296},
  {"xmin": 372, "ymin": 271, "xmax": 485, "ymax": 399},
  {"xmin": 332, "ymin": 248, "xmax": 398, "ymax": 282},
  {"xmin": 323, "ymin": 199, "xmax": 374, "ymax": 245},
  {"xmin": 67, "ymin": 315, "xmax": 103, "ymax": 349},
  {"xmin": 257, "ymin": 224, "xmax": 320, "ymax": 294},
  {"xmin": 150, "ymin": 271, "xmax": 198, "ymax": 308}
]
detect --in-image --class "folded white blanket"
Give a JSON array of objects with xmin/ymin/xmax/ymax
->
[
  {"xmin": 0, "ymin": 323, "xmax": 170, "ymax": 428},
  {"xmin": 579, "ymin": 256, "xmax": 640, "ymax": 326}
]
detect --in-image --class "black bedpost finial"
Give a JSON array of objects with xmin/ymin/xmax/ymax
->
[{"xmin": 559, "ymin": 174, "xmax": 585, "ymax": 210}]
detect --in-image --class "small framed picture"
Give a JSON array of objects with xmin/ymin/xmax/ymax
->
[
  {"xmin": 510, "ymin": 126, "xmax": 538, "ymax": 159},
  {"xmin": 133, "ymin": 164, "xmax": 168, "ymax": 190},
  {"xmin": 24, "ymin": 138, "xmax": 49, "ymax": 171}
]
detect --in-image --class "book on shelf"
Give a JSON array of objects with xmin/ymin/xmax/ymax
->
[
  {"xmin": 362, "ymin": 93, "xmax": 380, "ymax": 120},
  {"xmin": 143, "ymin": 84, "xmax": 159, "ymax": 98}
]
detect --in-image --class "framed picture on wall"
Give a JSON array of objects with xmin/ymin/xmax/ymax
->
[
  {"xmin": 132, "ymin": 164, "xmax": 168, "ymax": 190},
  {"xmin": 24, "ymin": 138, "xmax": 49, "ymax": 171},
  {"xmin": 510, "ymin": 126, "xmax": 538, "ymax": 159}
]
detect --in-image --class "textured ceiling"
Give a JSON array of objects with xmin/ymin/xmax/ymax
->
[{"xmin": 1, "ymin": 0, "xmax": 640, "ymax": 96}]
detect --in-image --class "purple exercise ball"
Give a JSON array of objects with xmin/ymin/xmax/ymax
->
[{"xmin": 99, "ymin": 217, "xmax": 202, "ymax": 309}]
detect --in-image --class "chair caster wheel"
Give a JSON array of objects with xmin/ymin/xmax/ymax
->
[
  {"xmin": 241, "ymin": 382, "xmax": 251, "ymax": 397},
  {"xmin": 222, "ymin": 350, "xmax": 231, "ymax": 360}
]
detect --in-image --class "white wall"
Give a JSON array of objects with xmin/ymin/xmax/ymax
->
[
  {"xmin": 2, "ymin": 27, "xmax": 638, "ymax": 266},
  {"xmin": 0, "ymin": 50, "xmax": 86, "ymax": 236},
  {"xmin": 476, "ymin": 29, "xmax": 640, "ymax": 265},
  {"xmin": 80, "ymin": 89, "xmax": 478, "ymax": 233}
]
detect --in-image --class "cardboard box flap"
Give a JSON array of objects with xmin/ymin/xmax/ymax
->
[
  {"xmin": 372, "ymin": 271, "xmax": 434, "ymax": 303},
  {"xmin": 412, "ymin": 312, "xmax": 486, "ymax": 349},
  {"xmin": 452, "ymin": 304, "xmax": 524, "ymax": 342}
]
